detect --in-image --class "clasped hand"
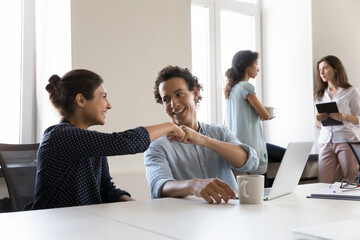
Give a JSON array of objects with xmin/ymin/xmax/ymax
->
[
  {"xmin": 316, "ymin": 112, "xmax": 343, "ymax": 122},
  {"xmin": 167, "ymin": 125, "xmax": 205, "ymax": 145}
]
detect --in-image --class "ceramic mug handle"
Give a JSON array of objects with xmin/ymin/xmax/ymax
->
[{"xmin": 240, "ymin": 180, "xmax": 250, "ymax": 198}]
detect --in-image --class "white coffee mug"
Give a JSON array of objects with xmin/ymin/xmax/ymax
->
[
  {"xmin": 237, "ymin": 175, "xmax": 264, "ymax": 204},
  {"xmin": 265, "ymin": 106, "xmax": 277, "ymax": 118}
]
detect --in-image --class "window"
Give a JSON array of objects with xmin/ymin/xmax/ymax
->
[
  {"xmin": 191, "ymin": 0, "xmax": 261, "ymax": 124},
  {"xmin": 191, "ymin": 4, "xmax": 211, "ymax": 122},
  {"xmin": 0, "ymin": 0, "xmax": 30, "ymax": 144},
  {"xmin": 0, "ymin": 0, "xmax": 71, "ymax": 144},
  {"xmin": 35, "ymin": 0, "xmax": 72, "ymax": 140}
]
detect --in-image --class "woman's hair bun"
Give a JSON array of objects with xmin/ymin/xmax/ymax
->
[
  {"xmin": 225, "ymin": 67, "xmax": 235, "ymax": 80},
  {"xmin": 46, "ymin": 74, "xmax": 61, "ymax": 93},
  {"xmin": 45, "ymin": 74, "xmax": 64, "ymax": 110}
]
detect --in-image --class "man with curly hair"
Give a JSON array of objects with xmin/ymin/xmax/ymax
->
[{"xmin": 144, "ymin": 65, "xmax": 259, "ymax": 204}]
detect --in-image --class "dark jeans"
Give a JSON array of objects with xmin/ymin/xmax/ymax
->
[
  {"xmin": 267, "ymin": 143, "xmax": 286, "ymax": 163},
  {"xmin": 264, "ymin": 143, "xmax": 286, "ymax": 187}
]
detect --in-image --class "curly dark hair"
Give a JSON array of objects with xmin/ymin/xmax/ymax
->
[
  {"xmin": 154, "ymin": 65, "xmax": 203, "ymax": 105},
  {"xmin": 45, "ymin": 69, "xmax": 103, "ymax": 118}
]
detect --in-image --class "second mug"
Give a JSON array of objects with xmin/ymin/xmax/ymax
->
[{"xmin": 237, "ymin": 175, "xmax": 264, "ymax": 204}]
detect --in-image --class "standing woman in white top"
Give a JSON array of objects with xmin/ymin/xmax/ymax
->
[{"xmin": 315, "ymin": 55, "xmax": 360, "ymax": 183}]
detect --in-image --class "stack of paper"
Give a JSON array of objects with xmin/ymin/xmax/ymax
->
[
  {"xmin": 292, "ymin": 218, "xmax": 360, "ymax": 240},
  {"xmin": 307, "ymin": 182, "xmax": 360, "ymax": 200}
]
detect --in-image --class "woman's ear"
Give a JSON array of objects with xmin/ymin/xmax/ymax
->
[{"xmin": 75, "ymin": 93, "xmax": 86, "ymax": 108}]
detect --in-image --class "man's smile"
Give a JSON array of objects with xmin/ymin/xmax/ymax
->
[{"xmin": 173, "ymin": 107, "xmax": 185, "ymax": 115}]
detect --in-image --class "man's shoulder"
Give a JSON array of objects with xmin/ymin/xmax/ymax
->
[{"xmin": 200, "ymin": 122, "xmax": 228, "ymax": 134}]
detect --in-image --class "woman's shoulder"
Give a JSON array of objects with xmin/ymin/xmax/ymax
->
[
  {"xmin": 341, "ymin": 86, "xmax": 360, "ymax": 97},
  {"xmin": 231, "ymin": 81, "xmax": 255, "ymax": 96},
  {"xmin": 237, "ymin": 81, "xmax": 254, "ymax": 87},
  {"xmin": 348, "ymin": 86, "xmax": 360, "ymax": 92},
  {"xmin": 42, "ymin": 121, "xmax": 78, "ymax": 139}
]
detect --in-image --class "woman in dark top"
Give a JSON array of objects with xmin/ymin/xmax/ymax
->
[{"xmin": 29, "ymin": 69, "xmax": 185, "ymax": 210}]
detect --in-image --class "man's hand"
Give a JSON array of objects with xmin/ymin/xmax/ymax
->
[
  {"xmin": 167, "ymin": 124, "xmax": 186, "ymax": 143},
  {"xmin": 180, "ymin": 125, "xmax": 206, "ymax": 145},
  {"xmin": 189, "ymin": 178, "xmax": 236, "ymax": 204}
]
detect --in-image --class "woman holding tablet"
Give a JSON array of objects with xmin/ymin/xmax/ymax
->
[{"xmin": 314, "ymin": 55, "xmax": 360, "ymax": 183}]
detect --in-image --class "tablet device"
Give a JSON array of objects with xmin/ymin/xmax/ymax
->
[{"xmin": 316, "ymin": 102, "xmax": 343, "ymax": 126}]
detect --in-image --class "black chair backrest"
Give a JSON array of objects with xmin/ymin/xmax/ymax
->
[
  {"xmin": 347, "ymin": 141, "xmax": 360, "ymax": 166},
  {"xmin": 0, "ymin": 143, "xmax": 39, "ymax": 211}
]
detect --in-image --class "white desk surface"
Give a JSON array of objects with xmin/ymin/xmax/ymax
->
[{"xmin": 1, "ymin": 183, "xmax": 359, "ymax": 240}]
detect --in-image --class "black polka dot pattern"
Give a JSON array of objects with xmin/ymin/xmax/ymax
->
[{"xmin": 29, "ymin": 121, "xmax": 150, "ymax": 210}]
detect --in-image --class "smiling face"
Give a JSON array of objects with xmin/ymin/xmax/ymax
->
[
  {"xmin": 319, "ymin": 61, "xmax": 336, "ymax": 84},
  {"xmin": 82, "ymin": 84, "xmax": 111, "ymax": 128},
  {"xmin": 159, "ymin": 77, "xmax": 199, "ymax": 130}
]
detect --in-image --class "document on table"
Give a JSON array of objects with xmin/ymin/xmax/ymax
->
[
  {"xmin": 292, "ymin": 218, "xmax": 360, "ymax": 240},
  {"xmin": 307, "ymin": 182, "xmax": 360, "ymax": 201}
]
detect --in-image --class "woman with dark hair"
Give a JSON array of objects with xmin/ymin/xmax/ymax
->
[
  {"xmin": 224, "ymin": 50, "xmax": 284, "ymax": 176},
  {"xmin": 28, "ymin": 69, "xmax": 185, "ymax": 210},
  {"xmin": 315, "ymin": 55, "xmax": 360, "ymax": 183}
]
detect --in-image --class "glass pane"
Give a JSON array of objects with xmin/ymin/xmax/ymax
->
[
  {"xmin": 191, "ymin": 5, "xmax": 210, "ymax": 124},
  {"xmin": 220, "ymin": 10, "xmax": 255, "ymax": 119},
  {"xmin": 35, "ymin": 0, "xmax": 72, "ymax": 140},
  {"xmin": 0, "ymin": 0, "xmax": 22, "ymax": 143}
]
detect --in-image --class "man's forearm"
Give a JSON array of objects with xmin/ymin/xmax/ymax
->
[
  {"xmin": 201, "ymin": 137, "xmax": 248, "ymax": 168},
  {"xmin": 161, "ymin": 180, "xmax": 193, "ymax": 198}
]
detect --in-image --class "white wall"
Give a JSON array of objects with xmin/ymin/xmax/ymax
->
[
  {"xmin": 312, "ymin": 0, "xmax": 360, "ymax": 88},
  {"xmin": 261, "ymin": 0, "xmax": 315, "ymax": 148},
  {"xmin": 71, "ymin": 0, "xmax": 191, "ymax": 200}
]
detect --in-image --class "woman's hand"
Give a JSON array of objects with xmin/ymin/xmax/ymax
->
[
  {"xmin": 166, "ymin": 123, "xmax": 186, "ymax": 143},
  {"xmin": 329, "ymin": 113, "xmax": 344, "ymax": 122},
  {"xmin": 118, "ymin": 195, "xmax": 135, "ymax": 202},
  {"xmin": 260, "ymin": 116, "xmax": 276, "ymax": 121},
  {"xmin": 316, "ymin": 113, "xmax": 329, "ymax": 122}
]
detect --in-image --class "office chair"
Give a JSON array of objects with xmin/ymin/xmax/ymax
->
[
  {"xmin": 346, "ymin": 141, "xmax": 360, "ymax": 183},
  {"xmin": 347, "ymin": 141, "xmax": 360, "ymax": 165},
  {"xmin": 0, "ymin": 143, "xmax": 39, "ymax": 211}
]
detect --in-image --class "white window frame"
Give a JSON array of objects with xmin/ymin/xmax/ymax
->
[
  {"xmin": 191, "ymin": 0, "xmax": 262, "ymax": 124},
  {"xmin": 20, "ymin": 0, "xmax": 36, "ymax": 143},
  {"xmin": 2, "ymin": 0, "xmax": 70, "ymax": 144},
  {"xmin": 0, "ymin": 0, "xmax": 35, "ymax": 144}
]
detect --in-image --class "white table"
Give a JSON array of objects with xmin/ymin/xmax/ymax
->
[{"xmin": 1, "ymin": 183, "xmax": 359, "ymax": 240}]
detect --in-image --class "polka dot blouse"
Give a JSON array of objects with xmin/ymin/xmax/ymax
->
[{"xmin": 29, "ymin": 120, "xmax": 150, "ymax": 210}]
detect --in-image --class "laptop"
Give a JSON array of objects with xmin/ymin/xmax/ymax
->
[
  {"xmin": 236, "ymin": 141, "xmax": 314, "ymax": 200},
  {"xmin": 264, "ymin": 141, "xmax": 314, "ymax": 200}
]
